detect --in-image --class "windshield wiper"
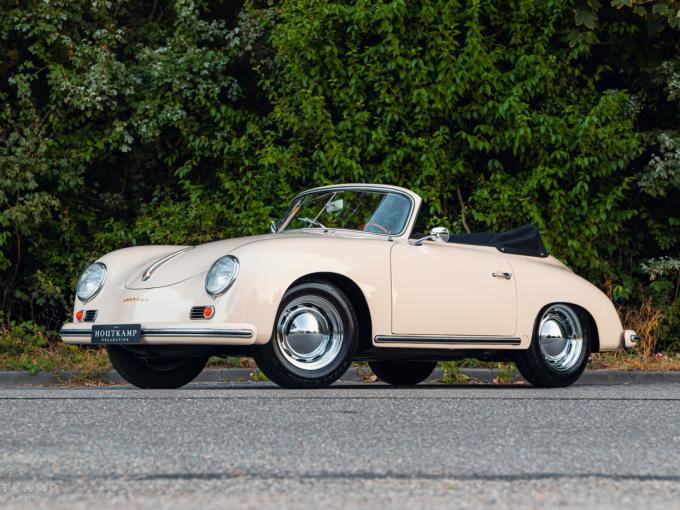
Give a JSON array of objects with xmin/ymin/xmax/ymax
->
[{"xmin": 299, "ymin": 217, "xmax": 327, "ymax": 229}]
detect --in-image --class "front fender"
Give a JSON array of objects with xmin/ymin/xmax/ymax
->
[
  {"xmin": 223, "ymin": 236, "xmax": 393, "ymax": 343},
  {"xmin": 70, "ymin": 245, "xmax": 186, "ymax": 320}
]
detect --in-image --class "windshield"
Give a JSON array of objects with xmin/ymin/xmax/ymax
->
[{"xmin": 276, "ymin": 189, "xmax": 412, "ymax": 236}]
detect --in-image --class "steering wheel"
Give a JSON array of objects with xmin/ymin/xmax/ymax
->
[{"xmin": 363, "ymin": 222, "xmax": 390, "ymax": 235}]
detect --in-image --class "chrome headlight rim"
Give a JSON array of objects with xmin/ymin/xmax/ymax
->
[
  {"xmin": 76, "ymin": 262, "xmax": 107, "ymax": 304},
  {"xmin": 205, "ymin": 255, "xmax": 240, "ymax": 297}
]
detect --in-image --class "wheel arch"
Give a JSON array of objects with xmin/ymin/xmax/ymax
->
[
  {"xmin": 572, "ymin": 304, "xmax": 600, "ymax": 354},
  {"xmin": 531, "ymin": 301, "xmax": 600, "ymax": 354},
  {"xmin": 289, "ymin": 272, "xmax": 373, "ymax": 354}
]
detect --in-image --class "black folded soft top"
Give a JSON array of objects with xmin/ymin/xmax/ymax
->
[{"xmin": 448, "ymin": 224, "xmax": 549, "ymax": 258}]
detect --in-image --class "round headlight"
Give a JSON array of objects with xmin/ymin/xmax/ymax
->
[
  {"xmin": 205, "ymin": 256, "xmax": 239, "ymax": 297},
  {"xmin": 76, "ymin": 262, "xmax": 107, "ymax": 303}
]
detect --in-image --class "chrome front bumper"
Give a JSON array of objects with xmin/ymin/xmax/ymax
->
[{"xmin": 59, "ymin": 322, "xmax": 257, "ymax": 345}]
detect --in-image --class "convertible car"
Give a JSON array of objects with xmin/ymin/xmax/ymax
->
[{"xmin": 60, "ymin": 184, "xmax": 638, "ymax": 389}]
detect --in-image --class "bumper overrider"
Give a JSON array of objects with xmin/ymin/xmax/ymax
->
[
  {"xmin": 623, "ymin": 329, "xmax": 640, "ymax": 349},
  {"xmin": 59, "ymin": 322, "xmax": 257, "ymax": 346}
]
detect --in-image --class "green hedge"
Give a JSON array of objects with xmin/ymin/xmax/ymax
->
[{"xmin": 1, "ymin": 0, "xmax": 678, "ymax": 349}]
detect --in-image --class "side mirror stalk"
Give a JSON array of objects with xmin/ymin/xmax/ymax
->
[{"xmin": 410, "ymin": 226, "xmax": 450, "ymax": 246}]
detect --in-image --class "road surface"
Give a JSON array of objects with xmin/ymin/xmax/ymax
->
[{"xmin": 0, "ymin": 382, "xmax": 679, "ymax": 509}]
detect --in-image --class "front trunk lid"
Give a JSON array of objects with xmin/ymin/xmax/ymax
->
[
  {"xmin": 124, "ymin": 235, "xmax": 271, "ymax": 289},
  {"xmin": 124, "ymin": 230, "xmax": 360, "ymax": 289}
]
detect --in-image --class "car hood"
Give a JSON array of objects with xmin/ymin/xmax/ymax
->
[
  {"xmin": 124, "ymin": 230, "xmax": 365, "ymax": 290},
  {"xmin": 125, "ymin": 234, "xmax": 275, "ymax": 290}
]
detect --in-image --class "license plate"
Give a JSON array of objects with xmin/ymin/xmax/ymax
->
[{"xmin": 91, "ymin": 324, "xmax": 142, "ymax": 345}]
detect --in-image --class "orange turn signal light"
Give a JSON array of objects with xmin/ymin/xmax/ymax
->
[
  {"xmin": 203, "ymin": 306, "xmax": 215, "ymax": 319},
  {"xmin": 75, "ymin": 310, "xmax": 84, "ymax": 322}
]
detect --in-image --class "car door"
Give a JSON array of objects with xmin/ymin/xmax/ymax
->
[{"xmin": 390, "ymin": 240, "xmax": 517, "ymax": 336}]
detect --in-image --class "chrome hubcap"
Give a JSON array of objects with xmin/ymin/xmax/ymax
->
[
  {"xmin": 538, "ymin": 304, "xmax": 584, "ymax": 372},
  {"xmin": 276, "ymin": 296, "xmax": 344, "ymax": 370}
]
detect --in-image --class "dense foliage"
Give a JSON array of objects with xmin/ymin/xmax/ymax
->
[{"xmin": 1, "ymin": 0, "xmax": 678, "ymax": 349}]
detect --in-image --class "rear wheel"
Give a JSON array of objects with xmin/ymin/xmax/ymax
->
[
  {"xmin": 106, "ymin": 346, "xmax": 208, "ymax": 389},
  {"xmin": 252, "ymin": 281, "xmax": 358, "ymax": 389},
  {"xmin": 369, "ymin": 360, "xmax": 437, "ymax": 386},
  {"xmin": 516, "ymin": 303, "xmax": 590, "ymax": 388}
]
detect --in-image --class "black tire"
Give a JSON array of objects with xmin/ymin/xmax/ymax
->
[
  {"xmin": 252, "ymin": 281, "xmax": 359, "ymax": 389},
  {"xmin": 369, "ymin": 360, "xmax": 437, "ymax": 386},
  {"xmin": 516, "ymin": 304, "xmax": 591, "ymax": 388},
  {"xmin": 106, "ymin": 346, "xmax": 208, "ymax": 389}
]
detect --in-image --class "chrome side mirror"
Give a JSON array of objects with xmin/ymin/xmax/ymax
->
[
  {"xmin": 410, "ymin": 226, "xmax": 450, "ymax": 246},
  {"xmin": 430, "ymin": 226, "xmax": 450, "ymax": 242}
]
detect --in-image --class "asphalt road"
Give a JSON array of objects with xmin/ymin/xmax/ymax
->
[{"xmin": 0, "ymin": 382, "xmax": 679, "ymax": 509}]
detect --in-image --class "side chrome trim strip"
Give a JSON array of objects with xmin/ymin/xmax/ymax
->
[
  {"xmin": 374, "ymin": 335, "xmax": 521, "ymax": 346},
  {"xmin": 59, "ymin": 328, "xmax": 253, "ymax": 339}
]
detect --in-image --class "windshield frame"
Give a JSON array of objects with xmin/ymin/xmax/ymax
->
[{"xmin": 275, "ymin": 185, "xmax": 417, "ymax": 238}]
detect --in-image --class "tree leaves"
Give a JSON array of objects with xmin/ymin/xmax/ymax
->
[{"xmin": 0, "ymin": 0, "xmax": 678, "ymax": 346}]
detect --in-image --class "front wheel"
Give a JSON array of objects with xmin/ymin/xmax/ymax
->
[
  {"xmin": 252, "ymin": 281, "xmax": 359, "ymax": 389},
  {"xmin": 516, "ymin": 303, "xmax": 591, "ymax": 388},
  {"xmin": 106, "ymin": 346, "xmax": 208, "ymax": 389},
  {"xmin": 369, "ymin": 360, "xmax": 437, "ymax": 386}
]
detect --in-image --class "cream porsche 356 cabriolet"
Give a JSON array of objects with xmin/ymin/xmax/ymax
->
[{"xmin": 60, "ymin": 183, "xmax": 638, "ymax": 389}]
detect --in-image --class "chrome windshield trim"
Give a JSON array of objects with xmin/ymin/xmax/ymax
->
[
  {"xmin": 141, "ymin": 247, "xmax": 194, "ymax": 282},
  {"xmin": 277, "ymin": 185, "xmax": 416, "ymax": 237},
  {"xmin": 374, "ymin": 335, "xmax": 522, "ymax": 346}
]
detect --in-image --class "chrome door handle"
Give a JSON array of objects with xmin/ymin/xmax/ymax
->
[{"xmin": 492, "ymin": 272, "xmax": 512, "ymax": 280}]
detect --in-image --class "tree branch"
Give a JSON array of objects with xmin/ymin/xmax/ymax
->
[{"xmin": 456, "ymin": 187, "xmax": 471, "ymax": 233}]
